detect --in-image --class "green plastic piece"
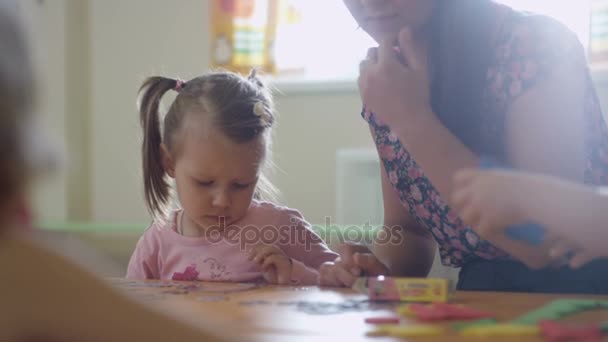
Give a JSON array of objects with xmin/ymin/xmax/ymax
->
[
  {"xmin": 512, "ymin": 299, "xmax": 608, "ymax": 325},
  {"xmin": 452, "ymin": 318, "xmax": 498, "ymax": 331}
]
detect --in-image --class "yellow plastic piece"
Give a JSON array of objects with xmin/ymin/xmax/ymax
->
[
  {"xmin": 398, "ymin": 303, "xmax": 472, "ymax": 317},
  {"xmin": 367, "ymin": 324, "xmax": 444, "ymax": 338},
  {"xmin": 390, "ymin": 277, "xmax": 449, "ymax": 303},
  {"xmin": 396, "ymin": 304, "xmax": 416, "ymax": 317},
  {"xmin": 354, "ymin": 276, "xmax": 449, "ymax": 303},
  {"xmin": 460, "ymin": 324, "xmax": 539, "ymax": 337}
]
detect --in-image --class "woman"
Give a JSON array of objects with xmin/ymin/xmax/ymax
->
[
  {"xmin": 319, "ymin": 0, "xmax": 608, "ymax": 293},
  {"xmin": 0, "ymin": 8, "xmax": 229, "ymax": 341}
]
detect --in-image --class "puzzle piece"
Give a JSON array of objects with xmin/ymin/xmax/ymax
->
[
  {"xmin": 353, "ymin": 276, "xmax": 449, "ymax": 302},
  {"xmin": 452, "ymin": 318, "xmax": 498, "ymax": 331},
  {"xmin": 538, "ymin": 320, "xmax": 603, "ymax": 342},
  {"xmin": 177, "ymin": 284, "xmax": 202, "ymax": 292},
  {"xmin": 505, "ymin": 222, "xmax": 546, "ymax": 246},
  {"xmin": 238, "ymin": 300, "xmax": 272, "ymax": 306},
  {"xmin": 512, "ymin": 299, "xmax": 608, "ymax": 325},
  {"xmin": 367, "ymin": 324, "xmax": 443, "ymax": 338},
  {"xmin": 161, "ymin": 289, "xmax": 189, "ymax": 295},
  {"xmin": 397, "ymin": 304, "xmax": 416, "ymax": 317},
  {"xmin": 399, "ymin": 303, "xmax": 494, "ymax": 322},
  {"xmin": 124, "ymin": 281, "xmax": 176, "ymax": 288},
  {"xmin": 364, "ymin": 317, "xmax": 400, "ymax": 325},
  {"xmin": 196, "ymin": 295, "xmax": 228, "ymax": 302},
  {"xmin": 460, "ymin": 323, "xmax": 539, "ymax": 337},
  {"xmin": 282, "ymin": 299, "xmax": 396, "ymax": 315}
]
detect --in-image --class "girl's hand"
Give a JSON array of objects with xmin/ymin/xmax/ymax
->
[
  {"xmin": 318, "ymin": 260, "xmax": 351, "ymax": 287},
  {"xmin": 358, "ymin": 27, "xmax": 433, "ymax": 131},
  {"xmin": 248, "ymin": 244, "xmax": 292, "ymax": 285}
]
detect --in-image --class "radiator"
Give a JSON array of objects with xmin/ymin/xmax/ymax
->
[{"xmin": 335, "ymin": 148, "xmax": 459, "ymax": 285}]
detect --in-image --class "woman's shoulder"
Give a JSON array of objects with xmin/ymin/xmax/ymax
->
[
  {"xmin": 494, "ymin": 7, "xmax": 584, "ymax": 66},
  {"xmin": 486, "ymin": 6, "xmax": 587, "ymax": 101}
]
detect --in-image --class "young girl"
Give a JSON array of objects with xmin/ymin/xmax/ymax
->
[
  {"xmin": 127, "ymin": 70, "xmax": 337, "ymax": 285},
  {"xmin": 452, "ymin": 168, "xmax": 608, "ymax": 270},
  {"xmin": 0, "ymin": 8, "xmax": 229, "ymax": 341}
]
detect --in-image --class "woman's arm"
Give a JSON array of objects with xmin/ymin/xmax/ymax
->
[
  {"xmin": 372, "ymin": 163, "xmax": 437, "ymax": 277},
  {"xmin": 449, "ymin": 49, "xmax": 591, "ymax": 267},
  {"xmin": 364, "ymin": 26, "xmax": 587, "ymax": 208},
  {"xmin": 317, "ymin": 128, "xmax": 437, "ymax": 286},
  {"xmin": 390, "ymin": 113, "xmax": 479, "ymax": 203},
  {"xmin": 390, "ymin": 55, "xmax": 586, "ymax": 210},
  {"xmin": 505, "ymin": 57, "xmax": 586, "ymax": 182},
  {"xmin": 359, "ymin": 32, "xmax": 480, "ymax": 203}
]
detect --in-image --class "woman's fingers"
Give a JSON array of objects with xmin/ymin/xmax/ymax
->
[{"xmin": 353, "ymin": 252, "xmax": 388, "ymax": 276}]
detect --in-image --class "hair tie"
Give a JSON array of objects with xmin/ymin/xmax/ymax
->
[
  {"xmin": 174, "ymin": 79, "xmax": 185, "ymax": 92},
  {"xmin": 248, "ymin": 68, "xmax": 258, "ymax": 80}
]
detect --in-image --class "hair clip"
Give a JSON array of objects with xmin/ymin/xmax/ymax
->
[{"xmin": 253, "ymin": 101, "xmax": 272, "ymax": 126}]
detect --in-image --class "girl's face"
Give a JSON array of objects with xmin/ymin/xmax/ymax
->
[
  {"xmin": 164, "ymin": 113, "xmax": 264, "ymax": 231},
  {"xmin": 343, "ymin": 0, "xmax": 436, "ymax": 42}
]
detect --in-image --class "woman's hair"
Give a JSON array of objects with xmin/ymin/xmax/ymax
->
[
  {"xmin": 0, "ymin": 9, "xmax": 35, "ymax": 205},
  {"xmin": 137, "ymin": 69, "xmax": 278, "ymax": 218},
  {"xmin": 428, "ymin": 0, "xmax": 508, "ymax": 156}
]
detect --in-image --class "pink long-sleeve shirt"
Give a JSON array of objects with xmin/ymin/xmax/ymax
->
[{"xmin": 126, "ymin": 200, "xmax": 337, "ymax": 285}]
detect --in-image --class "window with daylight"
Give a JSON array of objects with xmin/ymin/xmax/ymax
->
[
  {"xmin": 285, "ymin": 0, "xmax": 594, "ymax": 81},
  {"xmin": 210, "ymin": 1, "xmax": 595, "ymax": 82}
]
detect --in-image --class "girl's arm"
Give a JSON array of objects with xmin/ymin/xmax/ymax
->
[
  {"xmin": 126, "ymin": 226, "xmax": 161, "ymax": 279},
  {"xmin": 279, "ymin": 211, "xmax": 339, "ymax": 285}
]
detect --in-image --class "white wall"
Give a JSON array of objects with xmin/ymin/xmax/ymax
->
[
  {"xmin": 64, "ymin": 0, "xmax": 92, "ymax": 220},
  {"xmin": 87, "ymin": 0, "xmax": 373, "ymax": 224},
  {"xmin": 18, "ymin": 0, "xmax": 69, "ymax": 222},
  {"xmin": 90, "ymin": 0, "xmax": 213, "ymax": 222},
  {"xmin": 14, "ymin": 0, "xmax": 374, "ymax": 224},
  {"xmin": 272, "ymin": 91, "xmax": 374, "ymax": 223}
]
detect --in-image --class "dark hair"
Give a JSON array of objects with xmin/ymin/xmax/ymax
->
[
  {"xmin": 0, "ymin": 9, "xmax": 35, "ymax": 205},
  {"xmin": 137, "ymin": 69, "xmax": 277, "ymax": 218},
  {"xmin": 428, "ymin": 0, "xmax": 507, "ymax": 156}
]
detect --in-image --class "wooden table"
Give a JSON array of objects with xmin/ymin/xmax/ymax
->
[{"xmin": 109, "ymin": 279, "xmax": 608, "ymax": 341}]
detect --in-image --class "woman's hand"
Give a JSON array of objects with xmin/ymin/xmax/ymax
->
[
  {"xmin": 358, "ymin": 27, "xmax": 433, "ymax": 130},
  {"xmin": 451, "ymin": 169, "xmax": 586, "ymax": 269},
  {"xmin": 451, "ymin": 169, "xmax": 530, "ymax": 234},
  {"xmin": 319, "ymin": 243, "xmax": 388, "ymax": 287}
]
